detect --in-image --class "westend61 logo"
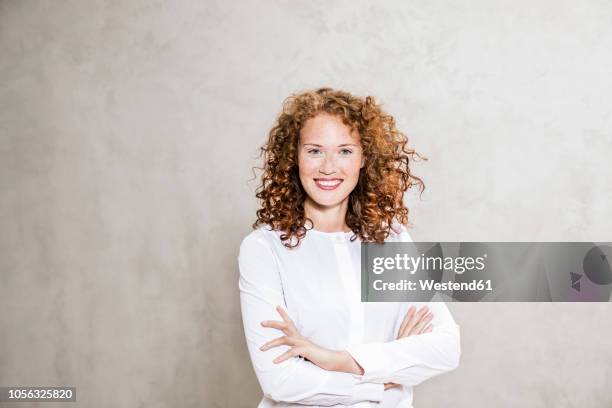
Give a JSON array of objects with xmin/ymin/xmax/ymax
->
[
  {"xmin": 372, "ymin": 253, "xmax": 487, "ymax": 275},
  {"xmin": 360, "ymin": 242, "xmax": 612, "ymax": 302}
]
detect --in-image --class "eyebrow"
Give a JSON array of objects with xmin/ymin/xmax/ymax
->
[{"xmin": 302, "ymin": 143, "xmax": 359, "ymax": 147}]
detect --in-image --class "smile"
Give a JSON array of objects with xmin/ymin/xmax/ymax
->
[{"xmin": 314, "ymin": 178, "xmax": 343, "ymax": 190}]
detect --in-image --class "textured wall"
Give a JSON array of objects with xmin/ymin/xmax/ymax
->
[{"xmin": 1, "ymin": 1, "xmax": 611, "ymax": 407}]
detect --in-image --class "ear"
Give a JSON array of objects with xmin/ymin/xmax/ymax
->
[{"xmin": 360, "ymin": 155, "xmax": 366, "ymax": 169}]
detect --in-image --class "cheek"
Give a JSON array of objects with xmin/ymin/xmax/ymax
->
[
  {"xmin": 341, "ymin": 156, "xmax": 363, "ymax": 180},
  {"xmin": 298, "ymin": 155, "xmax": 318, "ymax": 177}
]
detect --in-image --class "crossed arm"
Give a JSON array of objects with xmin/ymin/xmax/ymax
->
[
  {"xmin": 238, "ymin": 234, "xmax": 461, "ymax": 405},
  {"xmin": 260, "ymin": 304, "xmax": 435, "ymax": 390}
]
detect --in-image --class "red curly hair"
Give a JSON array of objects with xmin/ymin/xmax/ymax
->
[{"xmin": 253, "ymin": 87, "xmax": 426, "ymax": 248}]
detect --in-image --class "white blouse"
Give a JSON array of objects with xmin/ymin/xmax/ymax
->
[{"xmin": 238, "ymin": 224, "xmax": 461, "ymax": 408}]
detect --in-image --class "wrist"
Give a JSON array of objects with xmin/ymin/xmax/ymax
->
[{"xmin": 336, "ymin": 350, "xmax": 364, "ymax": 375}]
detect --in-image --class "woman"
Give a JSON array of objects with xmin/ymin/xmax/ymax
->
[{"xmin": 238, "ymin": 88, "xmax": 460, "ymax": 407}]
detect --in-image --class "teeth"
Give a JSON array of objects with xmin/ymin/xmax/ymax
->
[{"xmin": 316, "ymin": 180, "xmax": 341, "ymax": 186}]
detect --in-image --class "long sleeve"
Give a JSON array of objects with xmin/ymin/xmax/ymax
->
[
  {"xmin": 346, "ymin": 300, "xmax": 461, "ymax": 386},
  {"xmin": 238, "ymin": 232, "xmax": 385, "ymax": 406}
]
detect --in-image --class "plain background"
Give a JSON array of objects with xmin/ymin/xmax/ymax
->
[{"xmin": 1, "ymin": 1, "xmax": 612, "ymax": 407}]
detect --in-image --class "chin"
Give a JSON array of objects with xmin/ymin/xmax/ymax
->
[
  {"xmin": 313, "ymin": 199, "xmax": 344, "ymax": 208},
  {"xmin": 307, "ymin": 191, "xmax": 350, "ymax": 208}
]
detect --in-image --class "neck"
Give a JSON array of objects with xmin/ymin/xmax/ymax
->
[{"xmin": 304, "ymin": 197, "xmax": 351, "ymax": 233}]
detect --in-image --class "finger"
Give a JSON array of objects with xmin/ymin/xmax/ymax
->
[
  {"xmin": 410, "ymin": 312, "xmax": 434, "ymax": 336},
  {"xmin": 400, "ymin": 306, "xmax": 429, "ymax": 338},
  {"xmin": 409, "ymin": 311, "xmax": 433, "ymax": 336},
  {"xmin": 422, "ymin": 323, "xmax": 433, "ymax": 334},
  {"xmin": 400, "ymin": 306, "xmax": 428, "ymax": 338},
  {"xmin": 259, "ymin": 335, "xmax": 291, "ymax": 351},
  {"xmin": 261, "ymin": 320, "xmax": 289, "ymax": 331},
  {"xmin": 275, "ymin": 306, "xmax": 300, "ymax": 336},
  {"xmin": 275, "ymin": 305, "xmax": 294, "ymax": 324},
  {"xmin": 397, "ymin": 306, "xmax": 416, "ymax": 339},
  {"xmin": 273, "ymin": 347, "xmax": 300, "ymax": 364}
]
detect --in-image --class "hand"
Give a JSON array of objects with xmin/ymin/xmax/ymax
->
[
  {"xmin": 260, "ymin": 306, "xmax": 346, "ymax": 372},
  {"xmin": 397, "ymin": 305, "xmax": 433, "ymax": 339},
  {"xmin": 384, "ymin": 382, "xmax": 402, "ymax": 391},
  {"xmin": 383, "ymin": 306, "xmax": 434, "ymax": 391}
]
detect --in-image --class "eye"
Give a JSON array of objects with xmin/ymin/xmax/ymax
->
[
  {"xmin": 339, "ymin": 148, "xmax": 353, "ymax": 155},
  {"xmin": 307, "ymin": 148, "xmax": 322, "ymax": 155}
]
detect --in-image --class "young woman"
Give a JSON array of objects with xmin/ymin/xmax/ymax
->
[{"xmin": 239, "ymin": 88, "xmax": 460, "ymax": 407}]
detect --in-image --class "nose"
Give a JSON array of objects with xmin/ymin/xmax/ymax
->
[{"xmin": 318, "ymin": 154, "xmax": 336, "ymax": 175}]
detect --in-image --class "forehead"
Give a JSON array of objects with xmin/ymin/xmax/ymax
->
[{"xmin": 299, "ymin": 113, "xmax": 360, "ymax": 144}]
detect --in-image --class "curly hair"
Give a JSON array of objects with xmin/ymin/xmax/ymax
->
[{"xmin": 253, "ymin": 87, "xmax": 426, "ymax": 248}]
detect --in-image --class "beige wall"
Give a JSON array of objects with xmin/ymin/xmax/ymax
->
[{"xmin": 1, "ymin": 1, "xmax": 611, "ymax": 407}]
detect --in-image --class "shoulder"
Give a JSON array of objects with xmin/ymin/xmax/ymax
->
[
  {"xmin": 387, "ymin": 221, "xmax": 414, "ymax": 243},
  {"xmin": 239, "ymin": 225, "xmax": 278, "ymax": 253},
  {"xmin": 238, "ymin": 226, "xmax": 283, "ymax": 276},
  {"xmin": 239, "ymin": 224, "xmax": 293, "ymax": 259}
]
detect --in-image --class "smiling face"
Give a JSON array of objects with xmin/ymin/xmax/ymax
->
[{"xmin": 297, "ymin": 113, "xmax": 364, "ymax": 211}]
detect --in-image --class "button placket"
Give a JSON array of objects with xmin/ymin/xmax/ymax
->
[{"xmin": 332, "ymin": 235, "xmax": 364, "ymax": 346}]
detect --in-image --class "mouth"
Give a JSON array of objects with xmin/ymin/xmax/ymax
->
[{"xmin": 314, "ymin": 178, "xmax": 343, "ymax": 191}]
